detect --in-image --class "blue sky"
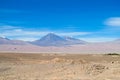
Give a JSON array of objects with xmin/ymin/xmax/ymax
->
[{"xmin": 0, "ymin": 0, "xmax": 120, "ymax": 42}]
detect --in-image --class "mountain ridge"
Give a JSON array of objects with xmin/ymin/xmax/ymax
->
[
  {"xmin": 0, "ymin": 33, "xmax": 120, "ymax": 47},
  {"xmin": 0, "ymin": 33, "xmax": 120, "ymax": 53}
]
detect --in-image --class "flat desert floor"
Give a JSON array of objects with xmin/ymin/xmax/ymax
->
[{"xmin": 0, "ymin": 53, "xmax": 120, "ymax": 80}]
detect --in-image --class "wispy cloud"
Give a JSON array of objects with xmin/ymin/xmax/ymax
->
[
  {"xmin": 0, "ymin": 25, "xmax": 19, "ymax": 30},
  {"xmin": 80, "ymin": 37, "xmax": 117, "ymax": 42},
  {"xmin": 104, "ymin": 17, "xmax": 120, "ymax": 27},
  {"xmin": 0, "ymin": 25, "xmax": 91, "ymax": 41},
  {"xmin": 0, "ymin": 21, "xmax": 120, "ymax": 42},
  {"xmin": 59, "ymin": 32, "xmax": 90, "ymax": 37},
  {"xmin": 100, "ymin": 17, "xmax": 120, "ymax": 34}
]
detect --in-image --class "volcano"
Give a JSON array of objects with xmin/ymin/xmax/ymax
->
[{"xmin": 31, "ymin": 33, "xmax": 87, "ymax": 46}]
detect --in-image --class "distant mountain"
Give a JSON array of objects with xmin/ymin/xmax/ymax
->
[
  {"xmin": 0, "ymin": 37, "xmax": 10, "ymax": 44},
  {"xmin": 0, "ymin": 33, "xmax": 87, "ymax": 46},
  {"xmin": 0, "ymin": 37, "xmax": 29, "ymax": 45},
  {"xmin": 114, "ymin": 39, "xmax": 120, "ymax": 42},
  {"xmin": 31, "ymin": 33, "xmax": 87, "ymax": 46},
  {"xmin": 104, "ymin": 39, "xmax": 120, "ymax": 44},
  {"xmin": 31, "ymin": 33, "xmax": 67, "ymax": 46}
]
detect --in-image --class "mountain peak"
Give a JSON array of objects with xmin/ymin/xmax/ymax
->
[
  {"xmin": 40, "ymin": 33, "xmax": 65, "ymax": 41},
  {"xmin": 45, "ymin": 33, "xmax": 60, "ymax": 39},
  {"xmin": 46, "ymin": 33, "xmax": 56, "ymax": 36}
]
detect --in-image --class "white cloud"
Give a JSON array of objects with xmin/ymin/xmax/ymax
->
[
  {"xmin": 104, "ymin": 17, "xmax": 120, "ymax": 27},
  {"xmin": 0, "ymin": 25, "xmax": 19, "ymax": 30},
  {"xmin": 2, "ymin": 30, "xmax": 90, "ymax": 38},
  {"xmin": 0, "ymin": 25, "xmax": 91, "ymax": 41},
  {"xmin": 59, "ymin": 32, "xmax": 90, "ymax": 36},
  {"xmin": 13, "ymin": 29, "xmax": 23, "ymax": 32},
  {"xmin": 2, "ymin": 30, "xmax": 49, "ymax": 37},
  {"xmin": 13, "ymin": 37, "xmax": 39, "ymax": 41},
  {"xmin": 80, "ymin": 37, "xmax": 117, "ymax": 42}
]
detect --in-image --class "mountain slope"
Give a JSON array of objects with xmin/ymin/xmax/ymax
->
[{"xmin": 63, "ymin": 36, "xmax": 87, "ymax": 44}]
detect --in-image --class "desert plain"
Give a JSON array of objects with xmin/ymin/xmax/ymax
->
[{"xmin": 0, "ymin": 53, "xmax": 120, "ymax": 80}]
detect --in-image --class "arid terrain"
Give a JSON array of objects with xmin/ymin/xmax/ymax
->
[{"xmin": 0, "ymin": 53, "xmax": 120, "ymax": 80}]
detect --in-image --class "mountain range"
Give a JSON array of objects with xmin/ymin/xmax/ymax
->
[
  {"xmin": 0, "ymin": 33, "xmax": 120, "ymax": 53},
  {"xmin": 0, "ymin": 33, "xmax": 87, "ymax": 46}
]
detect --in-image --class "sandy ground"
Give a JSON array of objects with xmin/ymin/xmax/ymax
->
[{"xmin": 0, "ymin": 53, "xmax": 120, "ymax": 80}]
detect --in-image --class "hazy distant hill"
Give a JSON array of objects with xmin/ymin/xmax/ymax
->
[
  {"xmin": 31, "ymin": 33, "xmax": 87, "ymax": 46},
  {"xmin": 113, "ymin": 39, "xmax": 120, "ymax": 43},
  {"xmin": 0, "ymin": 37, "xmax": 29, "ymax": 45}
]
